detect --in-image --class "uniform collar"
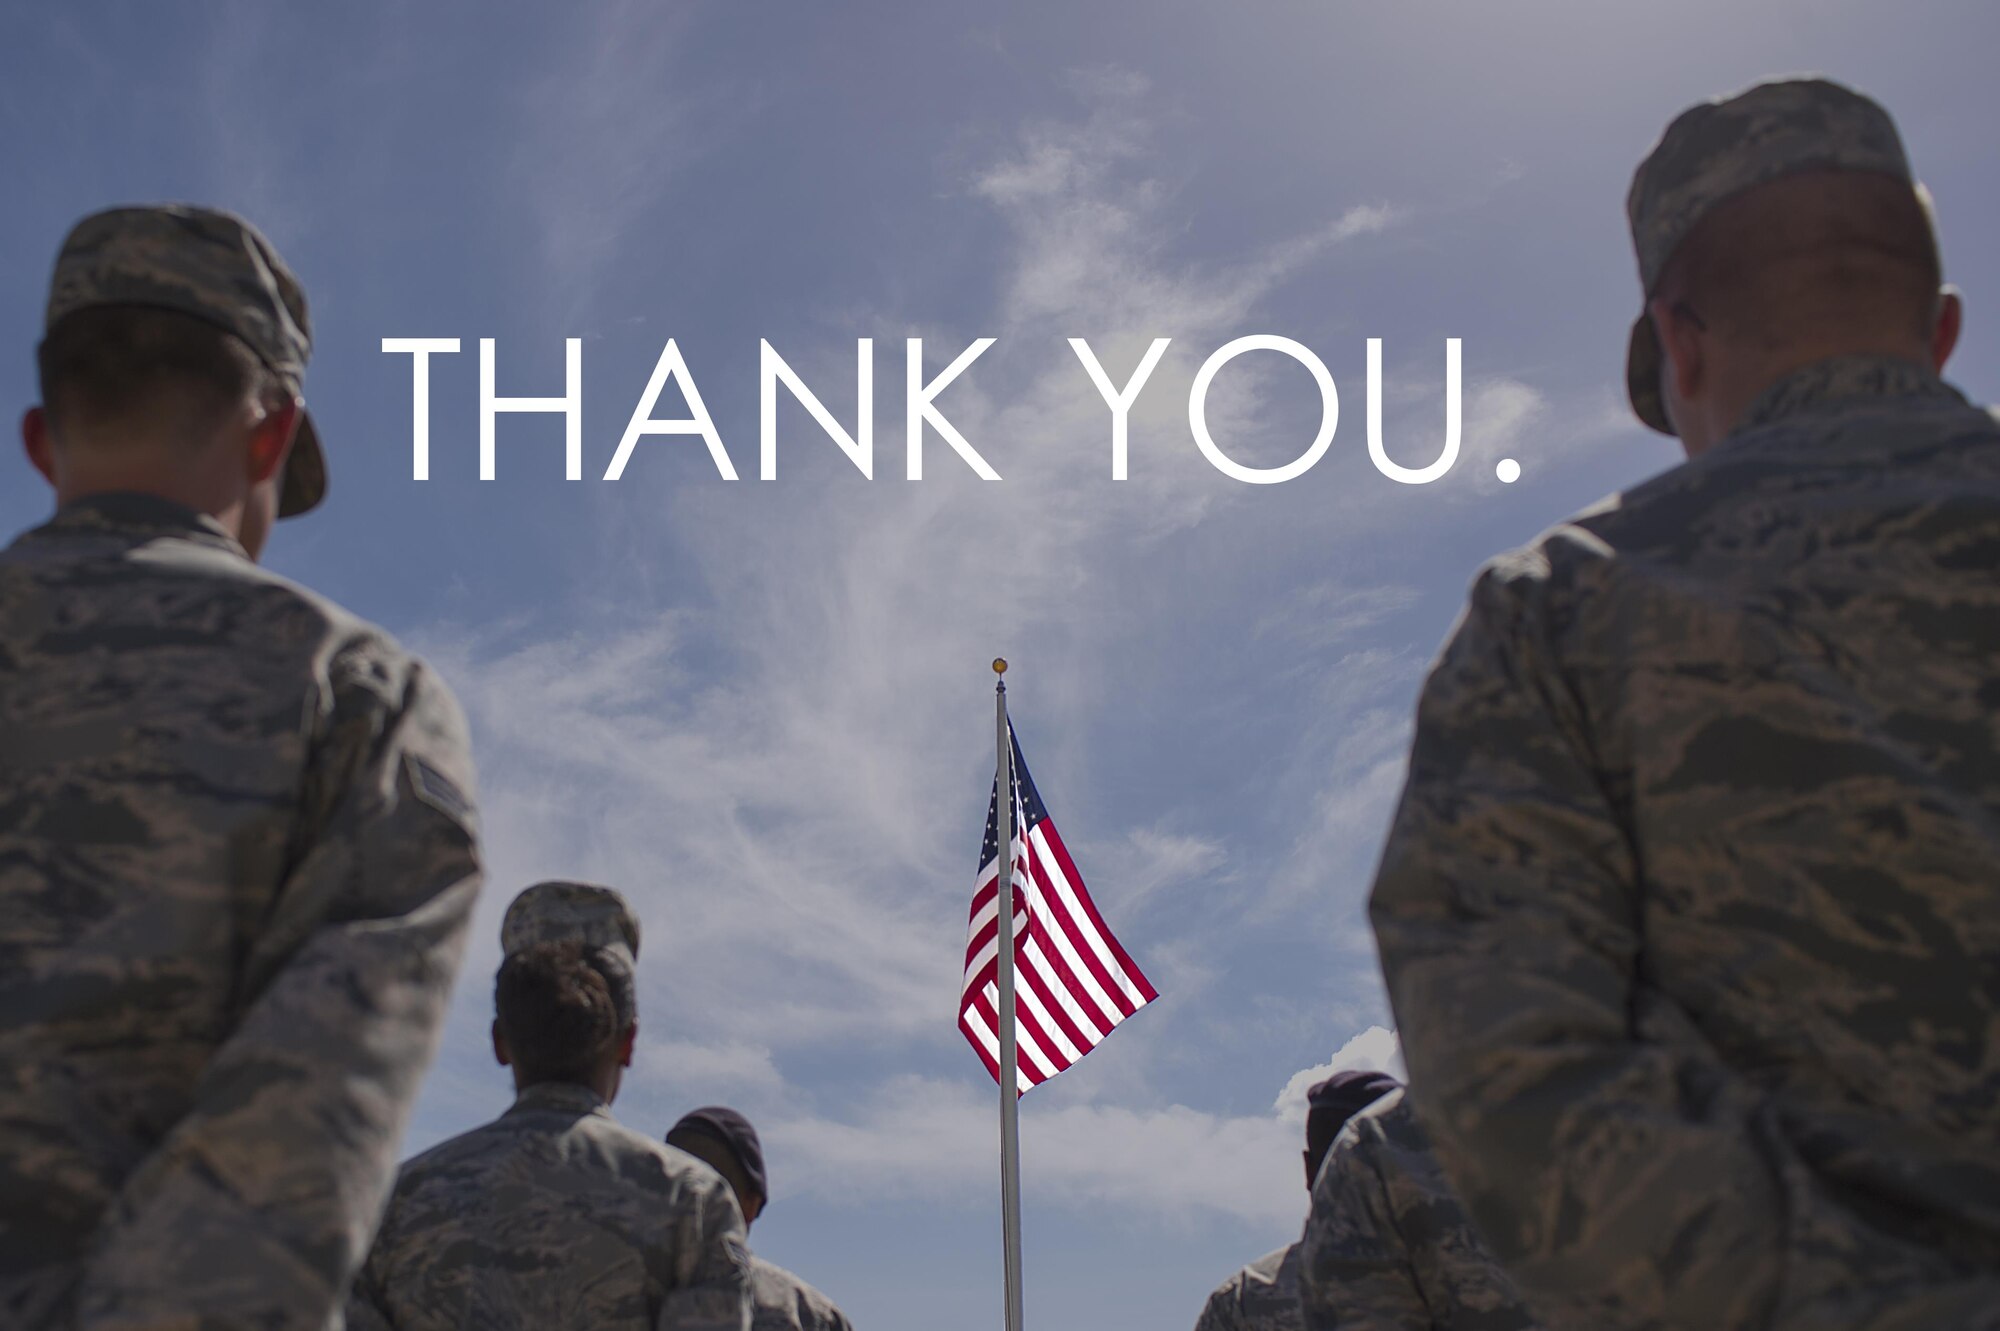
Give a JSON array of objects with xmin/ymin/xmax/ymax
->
[
  {"xmin": 42, "ymin": 492, "xmax": 247, "ymax": 556},
  {"xmin": 507, "ymin": 1080, "xmax": 613, "ymax": 1118},
  {"xmin": 1733, "ymin": 354, "xmax": 1964, "ymax": 437}
]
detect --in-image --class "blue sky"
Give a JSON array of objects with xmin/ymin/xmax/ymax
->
[{"xmin": 5, "ymin": 4, "xmax": 1998, "ymax": 1328}]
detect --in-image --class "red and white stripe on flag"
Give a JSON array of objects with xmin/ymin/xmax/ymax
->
[{"xmin": 959, "ymin": 725, "xmax": 1158, "ymax": 1094}]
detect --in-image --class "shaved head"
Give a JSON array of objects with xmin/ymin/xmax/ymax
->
[
  {"xmin": 38, "ymin": 305, "xmax": 285, "ymax": 452},
  {"xmin": 1654, "ymin": 169, "xmax": 1942, "ymax": 352}
]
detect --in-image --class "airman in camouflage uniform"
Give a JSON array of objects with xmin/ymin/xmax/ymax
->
[
  {"xmin": 0, "ymin": 206, "xmax": 483, "ymax": 1329},
  {"xmin": 1369, "ymin": 78, "xmax": 2000, "ymax": 1330},
  {"xmin": 1299, "ymin": 1086, "xmax": 1541, "ymax": 1331},
  {"xmin": 666, "ymin": 1106, "xmax": 856, "ymax": 1331},
  {"xmin": 1192, "ymin": 1070, "xmax": 1399, "ymax": 1331},
  {"xmin": 349, "ymin": 883, "xmax": 753, "ymax": 1331}
]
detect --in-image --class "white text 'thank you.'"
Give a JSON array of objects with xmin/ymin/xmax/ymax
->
[{"xmin": 379, "ymin": 336, "xmax": 1514, "ymax": 486}]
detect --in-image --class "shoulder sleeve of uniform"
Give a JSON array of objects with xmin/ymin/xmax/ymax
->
[
  {"xmin": 1300, "ymin": 1108, "xmax": 1431, "ymax": 1331},
  {"xmin": 749, "ymin": 1258, "xmax": 853, "ymax": 1331},
  {"xmin": 69, "ymin": 635, "xmax": 484, "ymax": 1330},
  {"xmin": 794, "ymin": 1269, "xmax": 855, "ymax": 1331},
  {"xmin": 1190, "ymin": 1269, "xmax": 1247, "ymax": 1331},
  {"xmin": 288, "ymin": 636, "xmax": 477, "ymax": 906},
  {"xmin": 1366, "ymin": 547, "xmax": 1787, "ymax": 1330},
  {"xmin": 657, "ymin": 1171, "xmax": 752, "ymax": 1331}
]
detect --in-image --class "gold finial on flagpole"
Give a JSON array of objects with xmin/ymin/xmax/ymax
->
[{"xmin": 993, "ymin": 658, "xmax": 1008, "ymax": 675}]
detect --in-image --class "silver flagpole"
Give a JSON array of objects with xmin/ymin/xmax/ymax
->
[{"xmin": 992, "ymin": 658, "xmax": 1025, "ymax": 1331}]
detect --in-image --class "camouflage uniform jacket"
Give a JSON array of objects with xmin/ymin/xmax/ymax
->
[
  {"xmin": 1299, "ymin": 1089, "xmax": 1540, "ymax": 1331},
  {"xmin": 1193, "ymin": 1243, "xmax": 1304, "ymax": 1331},
  {"xmin": 1369, "ymin": 357, "xmax": 2000, "ymax": 1330},
  {"xmin": 749, "ymin": 1255, "xmax": 853, "ymax": 1331},
  {"xmin": 347, "ymin": 1081, "xmax": 752, "ymax": 1331},
  {"xmin": 0, "ymin": 493, "xmax": 483, "ymax": 1330}
]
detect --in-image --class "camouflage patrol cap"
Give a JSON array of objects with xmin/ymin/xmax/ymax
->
[
  {"xmin": 1624, "ymin": 77, "xmax": 1933, "ymax": 434},
  {"xmin": 501, "ymin": 881, "xmax": 642, "ymax": 970},
  {"xmin": 45, "ymin": 205, "xmax": 327, "ymax": 516}
]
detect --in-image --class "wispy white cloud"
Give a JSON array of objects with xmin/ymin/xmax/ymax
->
[
  {"xmin": 632, "ymin": 1037, "xmax": 789, "ymax": 1103},
  {"xmin": 509, "ymin": 2, "xmax": 714, "ymax": 324},
  {"xmin": 771, "ymin": 1073, "xmax": 1301, "ymax": 1228},
  {"xmin": 1083, "ymin": 824, "xmax": 1230, "ymax": 917},
  {"xmin": 763, "ymin": 1023, "xmax": 1406, "ymax": 1226},
  {"xmin": 1447, "ymin": 376, "xmax": 1552, "ymax": 497},
  {"xmin": 1251, "ymin": 583, "xmax": 1421, "ymax": 668},
  {"xmin": 190, "ymin": 7, "xmax": 312, "ymax": 242},
  {"xmin": 1259, "ymin": 648, "xmax": 1416, "ymax": 921}
]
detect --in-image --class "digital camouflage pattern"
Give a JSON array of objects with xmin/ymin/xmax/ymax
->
[
  {"xmin": 1627, "ymin": 77, "xmax": 1916, "ymax": 296},
  {"xmin": 347, "ymin": 1081, "xmax": 752, "ymax": 1331},
  {"xmin": 1371, "ymin": 356, "xmax": 2000, "ymax": 1330},
  {"xmin": 1299, "ymin": 1089, "xmax": 1540, "ymax": 1331},
  {"xmin": 503, "ymin": 879, "xmax": 642, "ymax": 968},
  {"xmin": 749, "ymin": 1255, "xmax": 853, "ymax": 1331},
  {"xmin": 1192, "ymin": 1243, "xmax": 1304, "ymax": 1331},
  {"xmin": 1622, "ymin": 77, "xmax": 1933, "ymax": 434},
  {"xmin": 0, "ymin": 493, "xmax": 483, "ymax": 1329},
  {"xmin": 46, "ymin": 204, "xmax": 327, "ymax": 515}
]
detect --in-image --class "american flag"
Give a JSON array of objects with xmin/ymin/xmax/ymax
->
[{"xmin": 959, "ymin": 725, "xmax": 1158, "ymax": 1094}]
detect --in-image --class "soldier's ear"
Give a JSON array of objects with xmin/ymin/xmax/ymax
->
[
  {"xmin": 617, "ymin": 1022, "xmax": 638, "ymax": 1068},
  {"xmin": 1648, "ymin": 296, "xmax": 1706, "ymax": 406},
  {"xmin": 1932, "ymin": 287, "xmax": 1963, "ymax": 371},
  {"xmin": 246, "ymin": 397, "xmax": 301, "ymax": 487},
  {"xmin": 492, "ymin": 1018, "xmax": 512, "ymax": 1067},
  {"xmin": 22, "ymin": 407, "xmax": 55, "ymax": 487}
]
